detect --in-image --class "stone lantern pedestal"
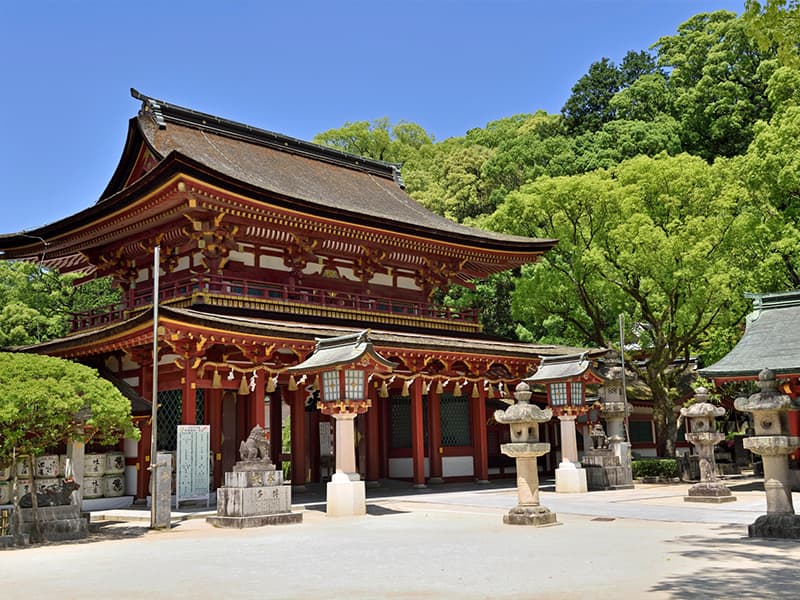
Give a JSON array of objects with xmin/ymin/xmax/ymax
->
[
  {"xmin": 680, "ymin": 389, "xmax": 735, "ymax": 503},
  {"xmin": 555, "ymin": 414, "xmax": 588, "ymax": 493},
  {"xmin": 496, "ymin": 383, "xmax": 559, "ymax": 527},
  {"xmin": 326, "ymin": 410, "xmax": 367, "ymax": 517},
  {"xmin": 735, "ymin": 369, "xmax": 800, "ymax": 538}
]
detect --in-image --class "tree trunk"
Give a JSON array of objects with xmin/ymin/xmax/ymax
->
[
  {"xmin": 27, "ymin": 455, "xmax": 44, "ymax": 543},
  {"xmin": 645, "ymin": 376, "xmax": 678, "ymax": 458},
  {"xmin": 10, "ymin": 452, "xmax": 23, "ymax": 545}
]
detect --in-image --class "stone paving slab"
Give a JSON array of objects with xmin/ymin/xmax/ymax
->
[{"xmin": 3, "ymin": 492, "xmax": 800, "ymax": 599}]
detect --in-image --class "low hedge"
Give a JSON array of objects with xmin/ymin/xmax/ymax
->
[{"xmin": 631, "ymin": 458, "xmax": 679, "ymax": 479}]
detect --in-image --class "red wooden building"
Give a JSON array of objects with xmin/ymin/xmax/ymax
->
[{"xmin": 0, "ymin": 90, "xmax": 589, "ymax": 497}]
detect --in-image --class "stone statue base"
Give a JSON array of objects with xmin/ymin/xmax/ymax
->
[
  {"xmin": 503, "ymin": 505, "xmax": 560, "ymax": 527},
  {"xmin": 684, "ymin": 482, "xmax": 736, "ymax": 503},
  {"xmin": 583, "ymin": 449, "xmax": 634, "ymax": 491},
  {"xmin": 18, "ymin": 504, "xmax": 88, "ymax": 541},
  {"xmin": 207, "ymin": 461, "xmax": 302, "ymax": 529},
  {"xmin": 748, "ymin": 514, "xmax": 800, "ymax": 539}
]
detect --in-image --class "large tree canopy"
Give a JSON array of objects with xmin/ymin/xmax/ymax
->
[
  {"xmin": 312, "ymin": 117, "xmax": 433, "ymax": 163},
  {"xmin": 482, "ymin": 153, "xmax": 773, "ymax": 456},
  {"xmin": 0, "ymin": 352, "xmax": 138, "ymax": 469}
]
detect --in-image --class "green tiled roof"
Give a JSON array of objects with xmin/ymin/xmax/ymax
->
[{"xmin": 700, "ymin": 290, "xmax": 800, "ymax": 378}]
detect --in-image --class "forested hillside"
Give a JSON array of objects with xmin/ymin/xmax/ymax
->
[{"xmin": 313, "ymin": 2, "xmax": 800, "ymax": 454}]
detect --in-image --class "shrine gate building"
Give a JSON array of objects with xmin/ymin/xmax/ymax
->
[{"xmin": 0, "ymin": 90, "xmax": 589, "ymax": 497}]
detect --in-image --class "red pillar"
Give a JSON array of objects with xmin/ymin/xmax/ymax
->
[
  {"xmin": 138, "ymin": 361, "xmax": 153, "ymax": 499},
  {"xmin": 428, "ymin": 386, "xmax": 443, "ymax": 483},
  {"xmin": 290, "ymin": 389, "xmax": 307, "ymax": 489},
  {"xmin": 181, "ymin": 363, "xmax": 197, "ymax": 424},
  {"xmin": 137, "ymin": 419, "xmax": 152, "ymax": 500},
  {"xmin": 269, "ymin": 391, "xmax": 284, "ymax": 467},
  {"xmin": 472, "ymin": 385, "xmax": 489, "ymax": 483},
  {"xmin": 309, "ymin": 409, "xmax": 320, "ymax": 483},
  {"xmin": 208, "ymin": 388, "xmax": 223, "ymax": 489},
  {"xmin": 249, "ymin": 376, "xmax": 265, "ymax": 430},
  {"xmin": 410, "ymin": 378, "xmax": 426, "ymax": 487},
  {"xmin": 366, "ymin": 384, "xmax": 381, "ymax": 484}
]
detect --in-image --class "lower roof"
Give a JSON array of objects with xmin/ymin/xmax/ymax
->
[
  {"xmin": 12, "ymin": 305, "xmax": 595, "ymax": 365},
  {"xmin": 700, "ymin": 290, "xmax": 800, "ymax": 379}
]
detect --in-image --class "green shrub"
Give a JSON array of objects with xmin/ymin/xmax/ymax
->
[{"xmin": 632, "ymin": 458, "xmax": 678, "ymax": 479}]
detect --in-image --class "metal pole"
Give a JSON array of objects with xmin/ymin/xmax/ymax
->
[
  {"xmin": 149, "ymin": 246, "xmax": 160, "ymax": 529},
  {"xmin": 618, "ymin": 314, "xmax": 631, "ymax": 443}
]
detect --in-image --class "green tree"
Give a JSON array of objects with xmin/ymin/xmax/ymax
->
[
  {"xmin": 744, "ymin": 0, "xmax": 800, "ymax": 68},
  {"xmin": 313, "ymin": 117, "xmax": 433, "ymax": 163},
  {"xmin": 562, "ymin": 57, "xmax": 624, "ymax": 134},
  {"xmin": 0, "ymin": 262, "xmax": 119, "ymax": 347},
  {"xmin": 484, "ymin": 153, "xmax": 770, "ymax": 456},
  {"xmin": 562, "ymin": 51, "xmax": 661, "ymax": 134},
  {"xmin": 741, "ymin": 65, "xmax": 800, "ymax": 286},
  {"xmin": 655, "ymin": 10, "xmax": 775, "ymax": 160},
  {"xmin": 0, "ymin": 352, "xmax": 138, "ymax": 540}
]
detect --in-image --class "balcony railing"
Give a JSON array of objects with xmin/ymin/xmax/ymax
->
[{"xmin": 70, "ymin": 275, "xmax": 480, "ymax": 333}]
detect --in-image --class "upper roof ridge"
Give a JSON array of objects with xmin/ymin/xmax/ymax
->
[{"xmin": 130, "ymin": 88, "xmax": 403, "ymax": 183}]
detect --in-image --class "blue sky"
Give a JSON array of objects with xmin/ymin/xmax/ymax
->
[{"xmin": 1, "ymin": 0, "xmax": 744, "ymax": 234}]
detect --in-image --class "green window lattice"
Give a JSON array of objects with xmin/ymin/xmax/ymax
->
[{"xmin": 439, "ymin": 393, "xmax": 471, "ymax": 446}]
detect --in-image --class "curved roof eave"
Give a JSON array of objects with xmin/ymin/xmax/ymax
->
[{"xmin": 0, "ymin": 149, "xmax": 556, "ymax": 256}]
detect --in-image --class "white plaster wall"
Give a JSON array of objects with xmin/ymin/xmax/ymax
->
[
  {"xmin": 260, "ymin": 255, "xmax": 289, "ymax": 271},
  {"xmin": 175, "ymin": 255, "xmax": 191, "ymax": 272},
  {"xmin": 388, "ymin": 457, "xmax": 430, "ymax": 479},
  {"xmin": 371, "ymin": 273, "xmax": 392, "ymax": 287},
  {"xmin": 442, "ymin": 456, "xmax": 474, "ymax": 478},
  {"xmin": 228, "ymin": 249, "xmax": 255, "ymax": 267},
  {"xmin": 396, "ymin": 276, "xmax": 419, "ymax": 291},
  {"xmin": 304, "ymin": 262, "xmax": 322, "ymax": 276}
]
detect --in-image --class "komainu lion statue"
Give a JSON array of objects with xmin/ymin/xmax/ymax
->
[{"xmin": 239, "ymin": 425, "xmax": 270, "ymax": 462}]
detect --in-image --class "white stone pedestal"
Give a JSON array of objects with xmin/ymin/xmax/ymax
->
[
  {"xmin": 326, "ymin": 472, "xmax": 366, "ymax": 517},
  {"xmin": 555, "ymin": 460, "xmax": 587, "ymax": 493}
]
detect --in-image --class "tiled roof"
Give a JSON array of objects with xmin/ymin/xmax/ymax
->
[
  {"xmin": 700, "ymin": 290, "xmax": 800, "ymax": 378},
  {"xmin": 13, "ymin": 305, "xmax": 594, "ymax": 364},
  {"xmin": 130, "ymin": 90, "xmax": 553, "ymax": 249},
  {"xmin": 524, "ymin": 352, "xmax": 596, "ymax": 383}
]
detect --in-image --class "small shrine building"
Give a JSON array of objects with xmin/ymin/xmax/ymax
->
[
  {"xmin": 0, "ymin": 90, "xmax": 591, "ymax": 498},
  {"xmin": 701, "ymin": 290, "xmax": 800, "ymax": 441}
]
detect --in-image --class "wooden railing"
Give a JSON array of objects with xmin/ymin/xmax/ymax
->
[{"xmin": 70, "ymin": 275, "xmax": 479, "ymax": 332}]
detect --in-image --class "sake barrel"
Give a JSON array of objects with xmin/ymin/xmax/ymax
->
[
  {"xmin": 35, "ymin": 478, "xmax": 60, "ymax": 493},
  {"xmin": 83, "ymin": 476, "xmax": 104, "ymax": 499},
  {"xmin": 14, "ymin": 457, "xmax": 32, "ymax": 478},
  {"xmin": 0, "ymin": 481, "xmax": 10, "ymax": 504},
  {"xmin": 0, "ymin": 465, "xmax": 10, "ymax": 481},
  {"xmin": 105, "ymin": 452, "xmax": 125, "ymax": 474},
  {"xmin": 35, "ymin": 455, "xmax": 59, "ymax": 478},
  {"xmin": 84, "ymin": 454, "xmax": 106, "ymax": 477},
  {"xmin": 102, "ymin": 473, "xmax": 125, "ymax": 497},
  {"xmin": 17, "ymin": 479, "xmax": 34, "ymax": 497}
]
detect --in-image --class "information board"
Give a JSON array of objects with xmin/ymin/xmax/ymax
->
[{"xmin": 176, "ymin": 425, "xmax": 210, "ymax": 508}]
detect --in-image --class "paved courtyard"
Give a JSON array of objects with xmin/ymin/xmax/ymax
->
[{"xmin": 1, "ymin": 478, "xmax": 799, "ymax": 599}]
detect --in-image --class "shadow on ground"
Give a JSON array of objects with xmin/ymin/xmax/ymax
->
[
  {"xmin": 650, "ymin": 524, "xmax": 800, "ymax": 599},
  {"xmin": 2, "ymin": 520, "xmax": 153, "ymax": 551}
]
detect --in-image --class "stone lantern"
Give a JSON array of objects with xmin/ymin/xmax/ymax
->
[
  {"xmin": 494, "ymin": 382, "xmax": 559, "ymax": 526},
  {"xmin": 526, "ymin": 353, "xmax": 604, "ymax": 493},
  {"xmin": 734, "ymin": 368, "xmax": 800, "ymax": 538},
  {"xmin": 680, "ymin": 387, "xmax": 735, "ymax": 503},
  {"xmin": 287, "ymin": 330, "xmax": 393, "ymax": 517}
]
